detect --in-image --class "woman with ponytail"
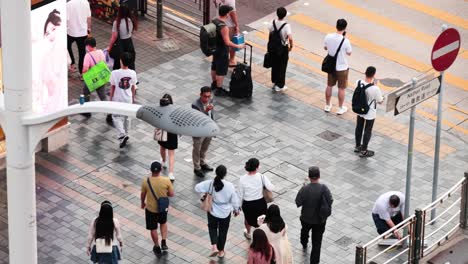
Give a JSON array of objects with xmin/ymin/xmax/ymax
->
[
  {"xmin": 195, "ymin": 165, "xmax": 241, "ymax": 258},
  {"xmin": 238, "ymin": 158, "xmax": 274, "ymax": 240}
]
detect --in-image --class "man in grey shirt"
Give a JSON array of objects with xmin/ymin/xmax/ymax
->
[{"xmin": 295, "ymin": 166, "xmax": 333, "ymax": 264}]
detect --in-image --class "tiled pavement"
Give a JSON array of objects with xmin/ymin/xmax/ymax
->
[{"xmin": 0, "ymin": 17, "xmax": 467, "ymax": 264}]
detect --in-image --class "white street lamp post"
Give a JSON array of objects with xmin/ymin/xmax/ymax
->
[{"xmin": 0, "ymin": 1, "xmax": 218, "ymax": 263}]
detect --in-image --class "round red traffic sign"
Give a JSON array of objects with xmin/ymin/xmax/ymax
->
[{"xmin": 431, "ymin": 28, "xmax": 461, "ymax": 72}]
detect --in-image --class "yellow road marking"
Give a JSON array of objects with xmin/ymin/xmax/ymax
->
[
  {"xmin": 247, "ymin": 36, "xmax": 468, "ymax": 135},
  {"xmin": 162, "ymin": 5, "xmax": 197, "ymax": 22},
  {"xmin": 392, "ymin": 0, "xmax": 468, "ymax": 30},
  {"xmin": 448, "ymin": 105, "xmax": 468, "ymax": 116},
  {"xmin": 247, "ymin": 41, "xmax": 325, "ymax": 76},
  {"xmin": 289, "ymin": 14, "xmax": 468, "ymax": 92},
  {"xmin": 326, "ymin": 0, "xmax": 468, "ymax": 60},
  {"xmin": 416, "ymin": 109, "xmax": 468, "ymax": 135}
]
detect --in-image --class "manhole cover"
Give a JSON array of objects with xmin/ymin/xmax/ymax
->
[
  {"xmin": 379, "ymin": 78, "xmax": 404, "ymax": 87},
  {"xmin": 335, "ymin": 236, "xmax": 354, "ymax": 248},
  {"xmin": 155, "ymin": 38, "xmax": 180, "ymax": 52},
  {"xmin": 317, "ymin": 130, "xmax": 341, "ymax": 141}
]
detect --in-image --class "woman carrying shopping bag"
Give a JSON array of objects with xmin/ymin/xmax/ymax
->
[
  {"xmin": 238, "ymin": 158, "xmax": 274, "ymax": 239},
  {"xmin": 194, "ymin": 165, "xmax": 241, "ymax": 258},
  {"xmin": 87, "ymin": 201, "xmax": 123, "ymax": 264}
]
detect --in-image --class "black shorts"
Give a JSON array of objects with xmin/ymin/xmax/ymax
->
[
  {"xmin": 145, "ymin": 209, "xmax": 168, "ymax": 230},
  {"xmin": 211, "ymin": 52, "xmax": 229, "ymax": 76}
]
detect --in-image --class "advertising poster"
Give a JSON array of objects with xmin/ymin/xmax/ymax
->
[{"xmin": 31, "ymin": 0, "xmax": 67, "ymax": 114}]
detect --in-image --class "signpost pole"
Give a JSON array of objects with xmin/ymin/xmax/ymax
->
[
  {"xmin": 156, "ymin": 0, "xmax": 163, "ymax": 38},
  {"xmin": 405, "ymin": 78, "xmax": 418, "ymax": 222},
  {"xmin": 431, "ymin": 24, "xmax": 448, "ymax": 221}
]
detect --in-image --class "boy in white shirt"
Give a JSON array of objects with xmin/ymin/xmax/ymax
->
[
  {"xmin": 354, "ymin": 66, "xmax": 384, "ymax": 157},
  {"xmin": 109, "ymin": 52, "xmax": 137, "ymax": 148}
]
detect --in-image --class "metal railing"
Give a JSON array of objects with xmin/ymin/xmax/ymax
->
[{"xmin": 356, "ymin": 172, "xmax": 468, "ymax": 264}]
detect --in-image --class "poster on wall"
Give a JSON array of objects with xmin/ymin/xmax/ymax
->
[{"xmin": 31, "ymin": 0, "xmax": 67, "ymax": 114}]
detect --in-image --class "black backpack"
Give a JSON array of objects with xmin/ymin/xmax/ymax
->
[
  {"xmin": 352, "ymin": 80, "xmax": 375, "ymax": 114},
  {"xmin": 199, "ymin": 19, "xmax": 225, "ymax": 56},
  {"xmin": 267, "ymin": 20, "xmax": 287, "ymax": 55},
  {"xmin": 318, "ymin": 184, "xmax": 332, "ymax": 220}
]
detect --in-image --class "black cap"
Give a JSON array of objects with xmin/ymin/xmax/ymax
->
[
  {"xmin": 219, "ymin": 5, "xmax": 233, "ymax": 16},
  {"xmin": 308, "ymin": 166, "xmax": 320, "ymax": 179},
  {"xmin": 150, "ymin": 161, "xmax": 162, "ymax": 173}
]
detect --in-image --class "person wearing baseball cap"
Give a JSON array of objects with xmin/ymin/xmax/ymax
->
[
  {"xmin": 140, "ymin": 161, "xmax": 174, "ymax": 257},
  {"xmin": 295, "ymin": 166, "xmax": 333, "ymax": 264}
]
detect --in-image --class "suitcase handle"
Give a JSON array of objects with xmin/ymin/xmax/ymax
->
[{"xmin": 243, "ymin": 43, "xmax": 253, "ymax": 67}]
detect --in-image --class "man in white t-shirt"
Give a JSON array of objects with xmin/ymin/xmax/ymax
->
[
  {"xmin": 323, "ymin": 19, "xmax": 352, "ymax": 115},
  {"xmin": 110, "ymin": 52, "xmax": 137, "ymax": 148},
  {"xmin": 268, "ymin": 7, "xmax": 293, "ymax": 92},
  {"xmin": 67, "ymin": 0, "xmax": 91, "ymax": 76},
  {"xmin": 214, "ymin": 0, "xmax": 239, "ymax": 66},
  {"xmin": 372, "ymin": 191, "xmax": 405, "ymax": 239},
  {"xmin": 354, "ymin": 66, "xmax": 384, "ymax": 157}
]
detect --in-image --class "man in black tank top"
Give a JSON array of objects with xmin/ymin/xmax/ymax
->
[{"xmin": 210, "ymin": 5, "xmax": 245, "ymax": 96}]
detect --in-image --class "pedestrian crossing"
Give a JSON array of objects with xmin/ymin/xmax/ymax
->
[{"xmin": 244, "ymin": 0, "xmax": 467, "ymax": 139}]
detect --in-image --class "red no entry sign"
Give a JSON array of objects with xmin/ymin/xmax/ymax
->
[{"xmin": 431, "ymin": 28, "xmax": 461, "ymax": 72}]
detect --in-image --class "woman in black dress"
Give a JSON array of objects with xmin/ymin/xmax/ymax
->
[{"xmin": 157, "ymin": 94, "xmax": 178, "ymax": 181}]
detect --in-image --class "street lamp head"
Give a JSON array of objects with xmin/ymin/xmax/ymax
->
[{"xmin": 136, "ymin": 105, "xmax": 219, "ymax": 138}]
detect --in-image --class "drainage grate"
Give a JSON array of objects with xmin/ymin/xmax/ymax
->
[
  {"xmin": 155, "ymin": 38, "xmax": 180, "ymax": 52},
  {"xmin": 335, "ymin": 236, "xmax": 354, "ymax": 248},
  {"xmin": 317, "ymin": 130, "xmax": 341, "ymax": 141}
]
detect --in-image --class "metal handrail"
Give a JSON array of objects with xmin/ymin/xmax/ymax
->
[
  {"xmin": 368, "ymin": 234, "xmax": 410, "ymax": 262},
  {"xmin": 422, "ymin": 178, "xmax": 465, "ymax": 212},
  {"xmin": 356, "ymin": 175, "xmax": 467, "ymax": 264},
  {"xmin": 425, "ymin": 223, "xmax": 460, "ymax": 254},
  {"xmin": 425, "ymin": 197, "xmax": 461, "ymax": 226},
  {"xmin": 425, "ymin": 210, "xmax": 460, "ymax": 239},
  {"xmin": 363, "ymin": 215, "xmax": 415, "ymax": 248}
]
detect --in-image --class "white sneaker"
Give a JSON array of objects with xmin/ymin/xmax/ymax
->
[
  {"xmin": 243, "ymin": 229, "xmax": 252, "ymax": 240},
  {"xmin": 336, "ymin": 106, "xmax": 348, "ymax": 115},
  {"xmin": 272, "ymin": 84, "xmax": 277, "ymax": 90},
  {"xmin": 168, "ymin": 173, "xmax": 175, "ymax": 181},
  {"xmin": 275, "ymin": 86, "xmax": 288, "ymax": 92},
  {"xmin": 324, "ymin": 104, "xmax": 332, "ymax": 112},
  {"xmin": 162, "ymin": 161, "xmax": 167, "ymax": 169}
]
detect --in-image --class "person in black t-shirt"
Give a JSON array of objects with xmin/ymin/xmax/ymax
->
[{"xmin": 210, "ymin": 5, "xmax": 244, "ymax": 96}]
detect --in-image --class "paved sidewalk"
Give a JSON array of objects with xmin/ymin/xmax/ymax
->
[{"xmin": 0, "ymin": 15, "xmax": 467, "ymax": 264}]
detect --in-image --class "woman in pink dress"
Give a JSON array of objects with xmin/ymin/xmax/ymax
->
[{"xmin": 248, "ymin": 229, "xmax": 274, "ymax": 264}]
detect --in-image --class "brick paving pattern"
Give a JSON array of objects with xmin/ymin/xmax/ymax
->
[{"xmin": 0, "ymin": 14, "xmax": 467, "ymax": 264}]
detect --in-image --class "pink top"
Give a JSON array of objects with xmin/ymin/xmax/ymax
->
[
  {"xmin": 247, "ymin": 247, "xmax": 273, "ymax": 264},
  {"xmin": 83, "ymin": 49, "xmax": 105, "ymax": 73}
]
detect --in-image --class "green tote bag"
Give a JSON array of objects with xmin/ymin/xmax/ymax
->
[{"xmin": 83, "ymin": 53, "xmax": 111, "ymax": 93}]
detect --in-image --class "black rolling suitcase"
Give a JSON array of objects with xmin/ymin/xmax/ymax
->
[{"xmin": 229, "ymin": 44, "xmax": 253, "ymax": 98}]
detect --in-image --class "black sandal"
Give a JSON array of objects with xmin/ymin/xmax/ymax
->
[
  {"xmin": 354, "ymin": 146, "xmax": 362, "ymax": 153},
  {"xmin": 360, "ymin": 150, "xmax": 375, "ymax": 158}
]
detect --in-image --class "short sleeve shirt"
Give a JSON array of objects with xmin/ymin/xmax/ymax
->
[
  {"xmin": 372, "ymin": 191, "xmax": 405, "ymax": 221},
  {"xmin": 215, "ymin": 0, "xmax": 236, "ymax": 27},
  {"xmin": 355, "ymin": 80, "xmax": 384, "ymax": 120},
  {"xmin": 67, "ymin": 0, "xmax": 91, "ymax": 37},
  {"xmin": 268, "ymin": 19, "xmax": 292, "ymax": 46},
  {"xmin": 141, "ymin": 176, "xmax": 174, "ymax": 213},
  {"xmin": 324, "ymin": 33, "xmax": 352, "ymax": 71},
  {"xmin": 110, "ymin": 69, "xmax": 137, "ymax": 103},
  {"xmin": 112, "ymin": 19, "xmax": 134, "ymax": 39}
]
